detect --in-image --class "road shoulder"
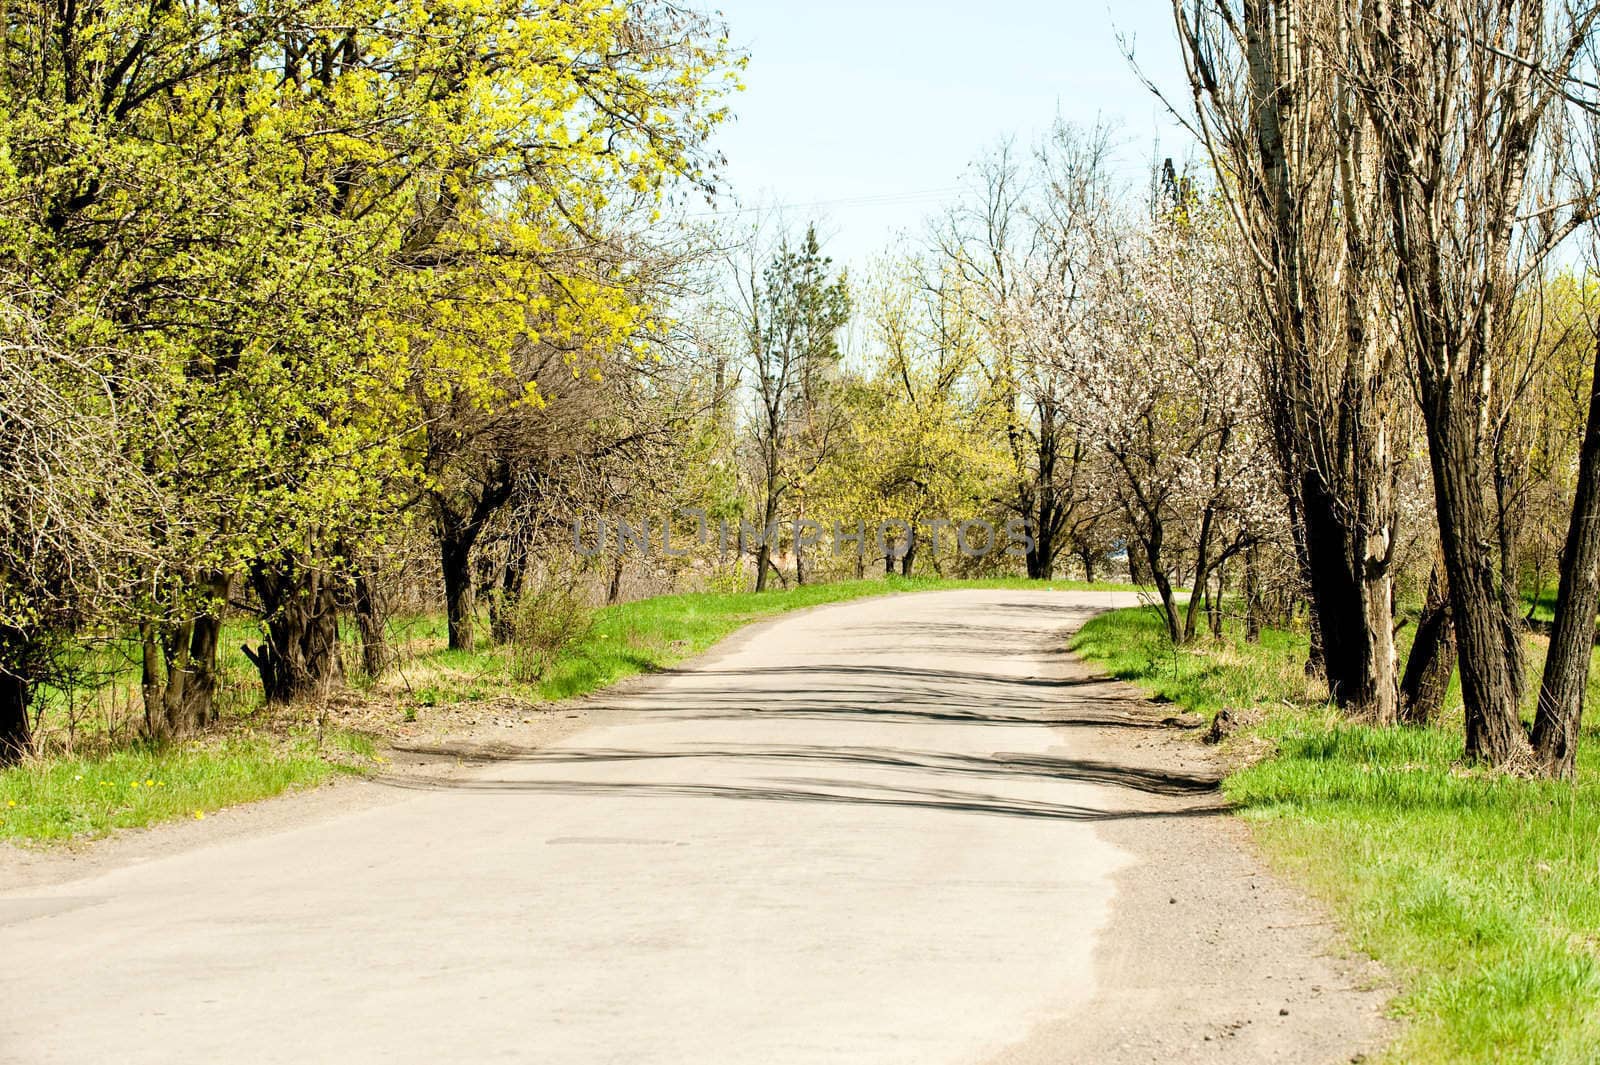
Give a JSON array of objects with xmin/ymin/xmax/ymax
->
[{"xmin": 988, "ymin": 649, "xmax": 1394, "ymax": 1064}]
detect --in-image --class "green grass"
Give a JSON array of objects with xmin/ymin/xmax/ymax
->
[
  {"xmin": 1070, "ymin": 606, "xmax": 1600, "ymax": 1064},
  {"xmin": 1067, "ymin": 601, "xmax": 1321, "ymax": 716},
  {"xmin": 0, "ymin": 733, "xmax": 361, "ymax": 843}
]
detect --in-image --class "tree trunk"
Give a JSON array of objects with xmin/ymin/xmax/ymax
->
[
  {"xmin": 141, "ymin": 622, "xmax": 173, "ymax": 742},
  {"xmin": 245, "ymin": 562, "xmax": 343, "ymax": 705},
  {"xmin": 1207, "ymin": 559, "xmax": 1226, "ymax": 639},
  {"xmin": 1138, "ymin": 532, "xmax": 1182, "ymax": 644},
  {"xmin": 1127, "ymin": 541, "xmax": 1147, "ymax": 586},
  {"xmin": 1152, "ymin": 569, "xmax": 1182, "ymax": 645},
  {"xmin": 1032, "ymin": 505, "xmax": 1056, "ymax": 580},
  {"xmin": 430, "ymin": 469, "xmax": 514, "ymax": 653},
  {"xmin": 1182, "ymin": 506, "xmax": 1214, "ymax": 644},
  {"xmin": 142, "ymin": 574, "xmax": 230, "ymax": 737},
  {"xmin": 1244, "ymin": 545, "xmax": 1263, "ymax": 644},
  {"xmin": 1300, "ymin": 475, "xmax": 1398, "ymax": 724},
  {"xmin": 1532, "ymin": 337, "xmax": 1600, "ymax": 777},
  {"xmin": 1399, "ymin": 556, "xmax": 1455, "ymax": 726},
  {"xmin": 1494, "ymin": 470, "xmax": 1527, "ymax": 701},
  {"xmin": 353, "ymin": 569, "xmax": 390, "ymax": 678},
  {"xmin": 795, "ymin": 503, "xmax": 810, "ymax": 586},
  {"xmin": 608, "ymin": 555, "xmax": 624, "ymax": 604},
  {"xmin": 0, "ymin": 659, "xmax": 30, "ymax": 766},
  {"xmin": 754, "ymin": 541, "xmax": 772, "ymax": 592},
  {"xmin": 185, "ymin": 594, "xmax": 225, "ymax": 727},
  {"xmin": 752, "ymin": 488, "xmax": 781, "ymax": 593},
  {"xmin": 441, "ymin": 529, "xmax": 475, "ymax": 650},
  {"xmin": 1130, "ymin": 510, "xmax": 1183, "ymax": 644},
  {"xmin": 1305, "ymin": 606, "xmax": 1326, "ymax": 682},
  {"xmin": 489, "ymin": 551, "xmax": 522, "ymax": 647},
  {"xmin": 1425, "ymin": 397, "xmax": 1532, "ymax": 765}
]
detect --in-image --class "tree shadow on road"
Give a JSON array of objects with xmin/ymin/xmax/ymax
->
[{"xmin": 379, "ymin": 738, "xmax": 1224, "ymax": 824}]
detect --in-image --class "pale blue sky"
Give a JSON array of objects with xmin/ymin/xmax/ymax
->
[{"xmin": 703, "ymin": 1, "xmax": 1194, "ymax": 267}]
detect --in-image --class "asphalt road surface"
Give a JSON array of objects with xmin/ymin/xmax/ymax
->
[{"xmin": 0, "ymin": 590, "xmax": 1385, "ymax": 1064}]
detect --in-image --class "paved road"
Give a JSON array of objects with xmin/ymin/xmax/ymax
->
[{"xmin": 2, "ymin": 589, "xmax": 1170, "ymax": 1064}]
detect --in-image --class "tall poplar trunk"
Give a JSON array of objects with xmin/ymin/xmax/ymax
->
[
  {"xmin": 1299, "ymin": 479, "xmax": 1398, "ymax": 722},
  {"xmin": 1351, "ymin": 0, "xmax": 1559, "ymax": 767},
  {"xmin": 1532, "ymin": 336, "xmax": 1600, "ymax": 777},
  {"xmin": 1424, "ymin": 396, "xmax": 1532, "ymax": 765},
  {"xmin": 1192, "ymin": 0, "xmax": 1399, "ymax": 719}
]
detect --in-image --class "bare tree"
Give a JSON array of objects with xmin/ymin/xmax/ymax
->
[
  {"xmin": 1172, "ymin": 0, "xmax": 1406, "ymax": 722},
  {"xmin": 937, "ymin": 125, "xmax": 1116, "ymax": 579},
  {"xmin": 1347, "ymin": 0, "xmax": 1597, "ymax": 765},
  {"xmin": 0, "ymin": 299, "xmax": 159, "ymax": 761}
]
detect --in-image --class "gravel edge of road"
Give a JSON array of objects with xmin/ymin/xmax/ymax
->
[{"xmin": 984, "ymin": 644, "xmax": 1396, "ymax": 1065}]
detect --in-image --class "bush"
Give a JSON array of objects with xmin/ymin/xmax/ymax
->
[{"xmin": 510, "ymin": 578, "xmax": 594, "ymax": 683}]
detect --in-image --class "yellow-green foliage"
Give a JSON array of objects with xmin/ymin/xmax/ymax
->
[
  {"xmin": 809, "ymin": 257, "xmax": 1011, "ymax": 562},
  {"xmin": 0, "ymin": 0, "xmax": 741, "ymax": 629}
]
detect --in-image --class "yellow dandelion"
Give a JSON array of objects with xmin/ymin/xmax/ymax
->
[{"xmin": 193, "ymin": 810, "xmax": 205, "ymax": 820}]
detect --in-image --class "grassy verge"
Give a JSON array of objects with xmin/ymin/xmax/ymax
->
[
  {"xmin": 0, "ymin": 731, "xmax": 374, "ymax": 844},
  {"xmin": 1069, "ymin": 606, "xmax": 1600, "ymax": 1064}
]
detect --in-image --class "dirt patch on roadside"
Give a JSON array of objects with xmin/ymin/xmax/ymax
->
[{"xmin": 988, "ymin": 651, "xmax": 1393, "ymax": 1065}]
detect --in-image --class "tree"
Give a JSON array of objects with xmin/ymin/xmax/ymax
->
[
  {"xmin": 1533, "ymin": 276, "xmax": 1600, "ymax": 775},
  {"xmin": 1173, "ymin": 0, "xmax": 1406, "ymax": 722},
  {"xmin": 0, "ymin": 299, "xmax": 156, "ymax": 762},
  {"xmin": 731, "ymin": 224, "xmax": 850, "ymax": 591},
  {"xmin": 811, "ymin": 255, "xmax": 1009, "ymax": 577},
  {"xmin": 937, "ymin": 126, "xmax": 1115, "ymax": 580},
  {"xmin": 1347, "ymin": 0, "xmax": 1596, "ymax": 765},
  {"xmin": 1065, "ymin": 201, "xmax": 1282, "ymax": 644},
  {"xmin": 0, "ymin": 0, "xmax": 741, "ymax": 724}
]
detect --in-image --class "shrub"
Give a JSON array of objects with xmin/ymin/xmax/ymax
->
[{"xmin": 510, "ymin": 578, "xmax": 594, "ymax": 683}]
